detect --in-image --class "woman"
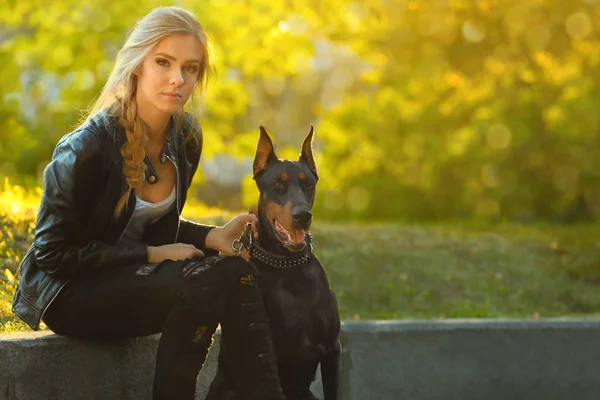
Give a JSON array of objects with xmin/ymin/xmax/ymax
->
[{"xmin": 12, "ymin": 6, "xmax": 285, "ymax": 400}]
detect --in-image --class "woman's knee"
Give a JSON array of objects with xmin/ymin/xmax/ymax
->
[
  {"xmin": 177, "ymin": 256, "xmax": 253, "ymax": 285},
  {"xmin": 176, "ymin": 256, "xmax": 255, "ymax": 301},
  {"xmin": 215, "ymin": 256, "xmax": 258, "ymax": 288},
  {"xmin": 176, "ymin": 256, "xmax": 259, "ymax": 308}
]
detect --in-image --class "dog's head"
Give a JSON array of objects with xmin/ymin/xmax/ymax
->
[{"xmin": 252, "ymin": 125, "xmax": 318, "ymax": 253}]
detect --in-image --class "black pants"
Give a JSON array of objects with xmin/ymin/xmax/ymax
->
[{"xmin": 43, "ymin": 256, "xmax": 284, "ymax": 400}]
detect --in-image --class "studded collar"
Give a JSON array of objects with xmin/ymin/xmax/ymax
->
[
  {"xmin": 250, "ymin": 239, "xmax": 314, "ymax": 268},
  {"xmin": 235, "ymin": 222, "xmax": 314, "ymax": 268}
]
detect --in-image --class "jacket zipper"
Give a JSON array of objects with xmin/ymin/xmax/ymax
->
[
  {"xmin": 39, "ymin": 282, "xmax": 68, "ymax": 324},
  {"xmin": 166, "ymin": 154, "xmax": 180, "ymax": 242},
  {"xmin": 116, "ymin": 195, "xmax": 135, "ymax": 243}
]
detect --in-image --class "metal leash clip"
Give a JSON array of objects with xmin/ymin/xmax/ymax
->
[{"xmin": 231, "ymin": 222, "xmax": 254, "ymax": 256}]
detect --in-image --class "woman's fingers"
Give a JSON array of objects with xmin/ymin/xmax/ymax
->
[
  {"xmin": 239, "ymin": 247, "xmax": 251, "ymax": 260},
  {"xmin": 236, "ymin": 213, "xmax": 257, "ymax": 228},
  {"xmin": 222, "ymin": 214, "xmax": 255, "ymax": 240},
  {"xmin": 212, "ymin": 213, "xmax": 259, "ymax": 257},
  {"xmin": 251, "ymin": 221, "xmax": 259, "ymax": 240},
  {"xmin": 193, "ymin": 247, "xmax": 205, "ymax": 258},
  {"xmin": 241, "ymin": 213, "xmax": 257, "ymax": 222}
]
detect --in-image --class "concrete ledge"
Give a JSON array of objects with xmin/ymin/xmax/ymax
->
[{"xmin": 2, "ymin": 319, "xmax": 600, "ymax": 399}]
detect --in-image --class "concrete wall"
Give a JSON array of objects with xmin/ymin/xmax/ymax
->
[{"xmin": 1, "ymin": 319, "xmax": 600, "ymax": 400}]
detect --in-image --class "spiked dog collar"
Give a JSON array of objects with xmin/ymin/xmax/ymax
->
[
  {"xmin": 250, "ymin": 240, "xmax": 313, "ymax": 268},
  {"xmin": 233, "ymin": 222, "xmax": 313, "ymax": 268}
]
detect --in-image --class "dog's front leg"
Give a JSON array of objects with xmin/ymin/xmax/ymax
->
[{"xmin": 320, "ymin": 339, "xmax": 341, "ymax": 400}]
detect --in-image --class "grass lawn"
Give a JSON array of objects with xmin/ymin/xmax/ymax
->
[
  {"xmin": 313, "ymin": 221, "xmax": 600, "ymax": 320},
  {"xmin": 2, "ymin": 201, "xmax": 600, "ymax": 332}
]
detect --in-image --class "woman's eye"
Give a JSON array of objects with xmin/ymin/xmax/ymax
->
[
  {"xmin": 185, "ymin": 65, "xmax": 199, "ymax": 73},
  {"xmin": 156, "ymin": 59, "xmax": 169, "ymax": 67}
]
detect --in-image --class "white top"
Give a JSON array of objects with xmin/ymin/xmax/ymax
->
[{"xmin": 120, "ymin": 186, "xmax": 176, "ymax": 244}]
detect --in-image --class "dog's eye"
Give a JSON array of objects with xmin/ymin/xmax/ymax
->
[
  {"xmin": 302, "ymin": 182, "xmax": 314, "ymax": 190},
  {"xmin": 273, "ymin": 180, "xmax": 284, "ymax": 190}
]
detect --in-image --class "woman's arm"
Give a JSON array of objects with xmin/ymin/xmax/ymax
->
[
  {"xmin": 177, "ymin": 217, "xmax": 217, "ymax": 255},
  {"xmin": 177, "ymin": 214, "xmax": 257, "ymax": 258},
  {"xmin": 33, "ymin": 129, "xmax": 148, "ymax": 278},
  {"xmin": 175, "ymin": 114, "xmax": 220, "ymax": 254},
  {"xmin": 174, "ymin": 114, "xmax": 256, "ymax": 257}
]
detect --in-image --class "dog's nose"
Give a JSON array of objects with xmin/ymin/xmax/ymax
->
[{"xmin": 292, "ymin": 210, "xmax": 312, "ymax": 226}]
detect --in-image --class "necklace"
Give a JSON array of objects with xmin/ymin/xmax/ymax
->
[
  {"xmin": 144, "ymin": 150, "xmax": 168, "ymax": 184},
  {"xmin": 144, "ymin": 116, "xmax": 174, "ymax": 185}
]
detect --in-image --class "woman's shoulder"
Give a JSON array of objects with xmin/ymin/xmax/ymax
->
[
  {"xmin": 180, "ymin": 111, "xmax": 203, "ymax": 152},
  {"xmin": 54, "ymin": 109, "xmax": 122, "ymax": 156},
  {"xmin": 181, "ymin": 111, "xmax": 202, "ymax": 139}
]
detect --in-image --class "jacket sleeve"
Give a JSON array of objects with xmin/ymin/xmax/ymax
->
[
  {"xmin": 33, "ymin": 128, "xmax": 148, "ymax": 278},
  {"xmin": 175, "ymin": 114, "xmax": 218, "ymax": 255},
  {"xmin": 177, "ymin": 218, "xmax": 216, "ymax": 255}
]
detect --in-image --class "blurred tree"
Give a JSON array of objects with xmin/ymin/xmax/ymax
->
[
  {"xmin": 311, "ymin": 0, "xmax": 600, "ymax": 221},
  {"xmin": 1, "ymin": 0, "xmax": 600, "ymax": 221}
]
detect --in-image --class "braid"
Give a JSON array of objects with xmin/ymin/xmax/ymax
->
[{"xmin": 114, "ymin": 94, "xmax": 148, "ymax": 218}]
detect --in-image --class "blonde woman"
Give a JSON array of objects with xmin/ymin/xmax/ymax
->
[{"xmin": 12, "ymin": 7, "xmax": 285, "ymax": 400}]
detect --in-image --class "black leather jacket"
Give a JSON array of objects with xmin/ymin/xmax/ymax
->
[{"xmin": 12, "ymin": 110, "xmax": 215, "ymax": 330}]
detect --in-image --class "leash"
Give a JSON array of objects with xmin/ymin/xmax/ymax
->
[{"xmin": 232, "ymin": 222, "xmax": 313, "ymax": 268}]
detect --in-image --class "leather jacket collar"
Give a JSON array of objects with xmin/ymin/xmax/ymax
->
[{"xmin": 143, "ymin": 113, "xmax": 179, "ymax": 186}]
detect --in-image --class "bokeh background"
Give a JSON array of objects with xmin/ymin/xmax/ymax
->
[
  {"xmin": 4, "ymin": 0, "xmax": 600, "ymax": 331},
  {"xmin": 3, "ymin": 0, "xmax": 600, "ymax": 222}
]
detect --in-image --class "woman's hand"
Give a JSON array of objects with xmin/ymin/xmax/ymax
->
[
  {"xmin": 205, "ymin": 213, "xmax": 258, "ymax": 259},
  {"xmin": 147, "ymin": 243, "xmax": 204, "ymax": 263}
]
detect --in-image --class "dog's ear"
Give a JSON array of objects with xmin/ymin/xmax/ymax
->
[
  {"xmin": 299, "ymin": 124, "xmax": 318, "ymax": 181},
  {"xmin": 253, "ymin": 126, "xmax": 278, "ymax": 178}
]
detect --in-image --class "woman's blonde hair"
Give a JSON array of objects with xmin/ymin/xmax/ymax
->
[{"xmin": 85, "ymin": 6, "xmax": 212, "ymax": 218}]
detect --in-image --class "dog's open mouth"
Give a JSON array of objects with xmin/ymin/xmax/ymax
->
[{"xmin": 273, "ymin": 219, "xmax": 307, "ymax": 251}]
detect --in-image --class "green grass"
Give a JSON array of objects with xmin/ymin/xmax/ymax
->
[
  {"xmin": 3, "ymin": 211, "xmax": 600, "ymax": 333},
  {"xmin": 0, "ymin": 213, "xmax": 36, "ymax": 333},
  {"xmin": 311, "ymin": 221, "xmax": 600, "ymax": 320}
]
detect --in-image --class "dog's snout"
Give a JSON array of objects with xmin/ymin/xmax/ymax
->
[{"xmin": 292, "ymin": 210, "xmax": 312, "ymax": 226}]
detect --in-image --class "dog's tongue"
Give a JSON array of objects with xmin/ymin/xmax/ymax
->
[
  {"xmin": 288, "ymin": 229, "xmax": 305, "ymax": 244},
  {"xmin": 275, "ymin": 220, "xmax": 305, "ymax": 244}
]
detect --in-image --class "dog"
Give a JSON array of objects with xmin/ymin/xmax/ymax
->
[{"xmin": 205, "ymin": 125, "xmax": 341, "ymax": 400}]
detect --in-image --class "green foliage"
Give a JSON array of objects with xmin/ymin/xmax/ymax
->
[
  {"xmin": 312, "ymin": 0, "xmax": 600, "ymax": 221},
  {"xmin": 2, "ymin": 0, "xmax": 600, "ymax": 220},
  {"xmin": 0, "ymin": 209, "xmax": 35, "ymax": 333}
]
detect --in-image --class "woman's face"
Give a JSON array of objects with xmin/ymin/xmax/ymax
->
[{"xmin": 135, "ymin": 33, "xmax": 204, "ymax": 115}]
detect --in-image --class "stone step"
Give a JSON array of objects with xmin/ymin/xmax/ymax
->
[{"xmin": 1, "ymin": 320, "xmax": 600, "ymax": 399}]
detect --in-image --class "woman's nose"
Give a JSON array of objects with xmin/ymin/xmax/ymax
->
[{"xmin": 170, "ymin": 70, "xmax": 184, "ymax": 86}]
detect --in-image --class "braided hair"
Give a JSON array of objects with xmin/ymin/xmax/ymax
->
[{"xmin": 82, "ymin": 6, "xmax": 212, "ymax": 218}]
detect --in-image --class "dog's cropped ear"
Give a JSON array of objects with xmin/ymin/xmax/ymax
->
[
  {"xmin": 253, "ymin": 126, "xmax": 279, "ymax": 178},
  {"xmin": 299, "ymin": 124, "xmax": 318, "ymax": 181}
]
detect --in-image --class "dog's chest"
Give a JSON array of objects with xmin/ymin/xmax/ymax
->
[{"xmin": 257, "ymin": 260, "xmax": 338, "ymax": 363}]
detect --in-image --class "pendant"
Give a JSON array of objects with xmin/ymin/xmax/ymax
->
[{"xmin": 144, "ymin": 155, "xmax": 160, "ymax": 184}]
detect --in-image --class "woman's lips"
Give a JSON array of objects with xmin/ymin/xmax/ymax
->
[{"xmin": 162, "ymin": 93, "xmax": 182, "ymax": 100}]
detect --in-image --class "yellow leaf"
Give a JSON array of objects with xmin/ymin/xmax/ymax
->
[{"xmin": 4, "ymin": 269, "xmax": 14, "ymax": 283}]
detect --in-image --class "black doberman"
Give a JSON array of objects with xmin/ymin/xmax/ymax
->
[{"xmin": 206, "ymin": 126, "xmax": 341, "ymax": 400}]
